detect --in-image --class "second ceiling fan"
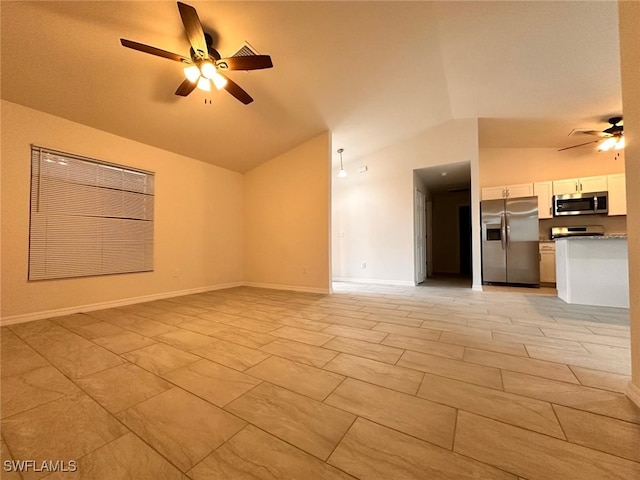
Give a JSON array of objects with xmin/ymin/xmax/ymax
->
[
  {"xmin": 560, "ymin": 117, "xmax": 624, "ymax": 152},
  {"xmin": 120, "ymin": 2, "xmax": 273, "ymax": 104}
]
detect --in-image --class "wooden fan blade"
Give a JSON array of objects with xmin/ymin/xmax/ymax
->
[
  {"xmin": 120, "ymin": 39, "xmax": 188, "ymax": 62},
  {"xmin": 177, "ymin": 2, "xmax": 208, "ymax": 59},
  {"xmin": 581, "ymin": 130, "xmax": 611, "ymax": 137},
  {"xmin": 219, "ymin": 73, "xmax": 253, "ymax": 104},
  {"xmin": 558, "ymin": 140, "xmax": 600, "ymax": 152},
  {"xmin": 217, "ymin": 55, "xmax": 273, "ymax": 71},
  {"xmin": 175, "ymin": 79, "xmax": 197, "ymax": 97}
]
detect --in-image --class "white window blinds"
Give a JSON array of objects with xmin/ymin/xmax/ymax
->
[{"xmin": 29, "ymin": 146, "xmax": 154, "ymax": 280}]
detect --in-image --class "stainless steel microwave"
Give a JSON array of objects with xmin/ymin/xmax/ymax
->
[{"xmin": 553, "ymin": 191, "xmax": 608, "ymax": 216}]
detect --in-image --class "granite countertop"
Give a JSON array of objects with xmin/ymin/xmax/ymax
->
[{"xmin": 554, "ymin": 234, "xmax": 628, "ymax": 240}]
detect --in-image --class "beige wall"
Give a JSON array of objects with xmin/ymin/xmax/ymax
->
[
  {"xmin": 479, "ymin": 147, "xmax": 625, "ymax": 187},
  {"xmin": 243, "ymin": 132, "xmax": 331, "ymax": 293},
  {"xmin": 619, "ymin": 1, "xmax": 640, "ymax": 404},
  {"xmin": 1, "ymin": 101, "xmax": 244, "ymax": 321},
  {"xmin": 332, "ymin": 118, "xmax": 480, "ymax": 286}
]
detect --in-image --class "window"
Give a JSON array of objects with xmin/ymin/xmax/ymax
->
[{"xmin": 29, "ymin": 146, "xmax": 154, "ymax": 280}]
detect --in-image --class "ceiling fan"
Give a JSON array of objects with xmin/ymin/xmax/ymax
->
[
  {"xmin": 559, "ymin": 116, "xmax": 624, "ymax": 152},
  {"xmin": 120, "ymin": 2, "xmax": 272, "ymax": 104}
]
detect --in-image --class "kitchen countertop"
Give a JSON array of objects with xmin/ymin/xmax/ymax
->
[{"xmin": 554, "ymin": 234, "xmax": 627, "ymax": 240}]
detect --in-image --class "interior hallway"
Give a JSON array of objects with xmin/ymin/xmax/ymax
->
[{"xmin": 1, "ymin": 283, "xmax": 638, "ymax": 479}]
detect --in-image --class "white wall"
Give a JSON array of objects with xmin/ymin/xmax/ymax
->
[
  {"xmin": 1, "ymin": 101, "xmax": 244, "ymax": 322},
  {"xmin": 332, "ymin": 118, "xmax": 479, "ymax": 286}
]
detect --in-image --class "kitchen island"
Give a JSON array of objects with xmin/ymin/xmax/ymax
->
[{"xmin": 555, "ymin": 236, "xmax": 629, "ymax": 308}]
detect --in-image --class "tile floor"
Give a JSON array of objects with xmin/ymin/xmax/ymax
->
[{"xmin": 1, "ymin": 282, "xmax": 638, "ymax": 479}]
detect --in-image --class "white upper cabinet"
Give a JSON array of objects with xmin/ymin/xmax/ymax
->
[
  {"xmin": 553, "ymin": 175, "xmax": 608, "ymax": 195},
  {"xmin": 607, "ymin": 173, "xmax": 627, "ymax": 216},
  {"xmin": 481, "ymin": 183, "xmax": 533, "ymax": 200},
  {"xmin": 533, "ymin": 181, "xmax": 553, "ymax": 219}
]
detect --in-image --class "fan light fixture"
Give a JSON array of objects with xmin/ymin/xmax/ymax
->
[
  {"xmin": 200, "ymin": 61, "xmax": 216, "ymax": 79},
  {"xmin": 337, "ymin": 148, "xmax": 347, "ymax": 178},
  {"xmin": 183, "ymin": 65, "xmax": 200, "ymax": 83},
  {"xmin": 598, "ymin": 136, "xmax": 625, "ymax": 152},
  {"xmin": 197, "ymin": 76, "xmax": 211, "ymax": 92},
  {"xmin": 211, "ymin": 72, "xmax": 228, "ymax": 90}
]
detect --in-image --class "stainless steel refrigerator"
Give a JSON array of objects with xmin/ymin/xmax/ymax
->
[{"xmin": 481, "ymin": 196, "xmax": 540, "ymax": 286}]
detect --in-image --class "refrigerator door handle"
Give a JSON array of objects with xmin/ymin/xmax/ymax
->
[
  {"xmin": 500, "ymin": 213, "xmax": 506, "ymax": 250},
  {"xmin": 505, "ymin": 213, "xmax": 511, "ymax": 249}
]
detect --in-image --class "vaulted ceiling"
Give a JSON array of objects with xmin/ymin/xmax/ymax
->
[{"xmin": 1, "ymin": 1, "xmax": 622, "ymax": 173}]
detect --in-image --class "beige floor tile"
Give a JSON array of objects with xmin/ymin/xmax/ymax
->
[
  {"xmin": 154, "ymin": 329, "xmax": 217, "ymax": 351},
  {"xmin": 525, "ymin": 345, "xmax": 631, "ymax": 375},
  {"xmin": 117, "ymin": 388, "xmax": 245, "ymax": 472},
  {"xmin": 580, "ymin": 342, "xmax": 631, "ymax": 360},
  {"xmin": 321, "ymin": 324, "xmax": 388, "ymax": 343},
  {"xmin": 46, "ymin": 344, "xmax": 125, "ymax": 379},
  {"xmin": 463, "ymin": 348, "xmax": 579, "ymax": 384},
  {"xmin": 417, "ymin": 373, "xmax": 564, "ymax": 438},
  {"xmin": 420, "ymin": 319, "xmax": 495, "ymax": 339},
  {"xmin": 398, "ymin": 350, "xmax": 503, "ymax": 389},
  {"xmin": 1, "ymin": 393, "xmax": 127, "ymax": 480},
  {"xmin": 501, "ymin": 370, "xmax": 640, "ymax": 424},
  {"xmin": 328, "ymin": 417, "xmax": 517, "ymax": 480},
  {"xmin": 381, "ymin": 333, "xmax": 464, "ymax": 359},
  {"xmin": 119, "ymin": 317, "xmax": 177, "ymax": 337},
  {"xmin": 553, "ymin": 405, "xmax": 640, "ymax": 463},
  {"xmin": 492, "ymin": 331, "xmax": 589, "ymax": 354},
  {"xmin": 319, "ymin": 315, "xmax": 378, "ymax": 329},
  {"xmin": 540, "ymin": 328, "xmax": 630, "ymax": 347},
  {"xmin": 454, "ymin": 411, "xmax": 640, "ymax": 480},
  {"xmin": 467, "ymin": 318, "xmax": 544, "ymax": 336},
  {"xmin": 180, "ymin": 318, "xmax": 226, "ymax": 335},
  {"xmin": 191, "ymin": 339, "xmax": 270, "ymax": 371},
  {"xmin": 439, "ymin": 331, "xmax": 528, "ymax": 357},
  {"xmin": 372, "ymin": 323, "xmax": 442, "ymax": 341},
  {"xmin": 189, "ymin": 425, "xmax": 353, "ymax": 480},
  {"xmin": 75, "ymin": 363, "xmax": 172, "ymax": 413},
  {"xmin": 362, "ymin": 313, "xmax": 424, "ymax": 327},
  {"xmin": 324, "ymin": 353, "xmax": 423, "ymax": 395},
  {"xmin": 162, "ymin": 359, "xmax": 261, "ymax": 407},
  {"xmin": 64, "ymin": 321, "xmax": 125, "ymax": 340},
  {"xmin": 323, "ymin": 337, "xmax": 403, "ymax": 364},
  {"xmin": 1, "ymin": 365, "xmax": 79, "ymax": 418},
  {"xmin": 586, "ymin": 325, "xmax": 631, "ymax": 338},
  {"xmin": 122, "ymin": 343, "xmax": 200, "ymax": 375},
  {"xmin": 325, "ymin": 378, "xmax": 456, "ymax": 448},
  {"xmin": 208, "ymin": 325, "xmax": 277, "ymax": 348},
  {"xmin": 217, "ymin": 316, "xmax": 281, "ymax": 333},
  {"xmin": 260, "ymin": 339, "xmax": 338, "ymax": 368},
  {"xmin": 269, "ymin": 326, "xmax": 334, "ymax": 346},
  {"xmin": 91, "ymin": 330, "xmax": 156, "ymax": 354},
  {"xmin": 570, "ymin": 366, "xmax": 631, "ymax": 393},
  {"xmin": 1, "ymin": 329, "xmax": 50, "ymax": 377},
  {"xmin": 245, "ymin": 356, "xmax": 343, "ymax": 401},
  {"xmin": 225, "ymin": 382, "xmax": 355, "ymax": 460},
  {"xmin": 43, "ymin": 433, "xmax": 188, "ymax": 480},
  {"xmin": 52, "ymin": 313, "xmax": 100, "ymax": 329}
]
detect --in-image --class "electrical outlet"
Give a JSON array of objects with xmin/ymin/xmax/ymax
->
[
  {"xmin": 172, "ymin": 269, "xmax": 180, "ymax": 278},
  {"xmin": 361, "ymin": 262, "xmax": 367, "ymax": 269},
  {"xmin": 303, "ymin": 266, "xmax": 308, "ymax": 275}
]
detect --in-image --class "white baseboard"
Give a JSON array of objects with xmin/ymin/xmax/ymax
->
[
  {"xmin": 0, "ymin": 282, "xmax": 244, "ymax": 326},
  {"xmin": 332, "ymin": 277, "xmax": 415, "ymax": 287},
  {"xmin": 627, "ymin": 381, "xmax": 640, "ymax": 408},
  {"xmin": 243, "ymin": 282, "xmax": 330, "ymax": 295}
]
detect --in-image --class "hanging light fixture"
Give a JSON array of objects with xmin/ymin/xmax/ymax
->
[{"xmin": 337, "ymin": 148, "xmax": 347, "ymax": 178}]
